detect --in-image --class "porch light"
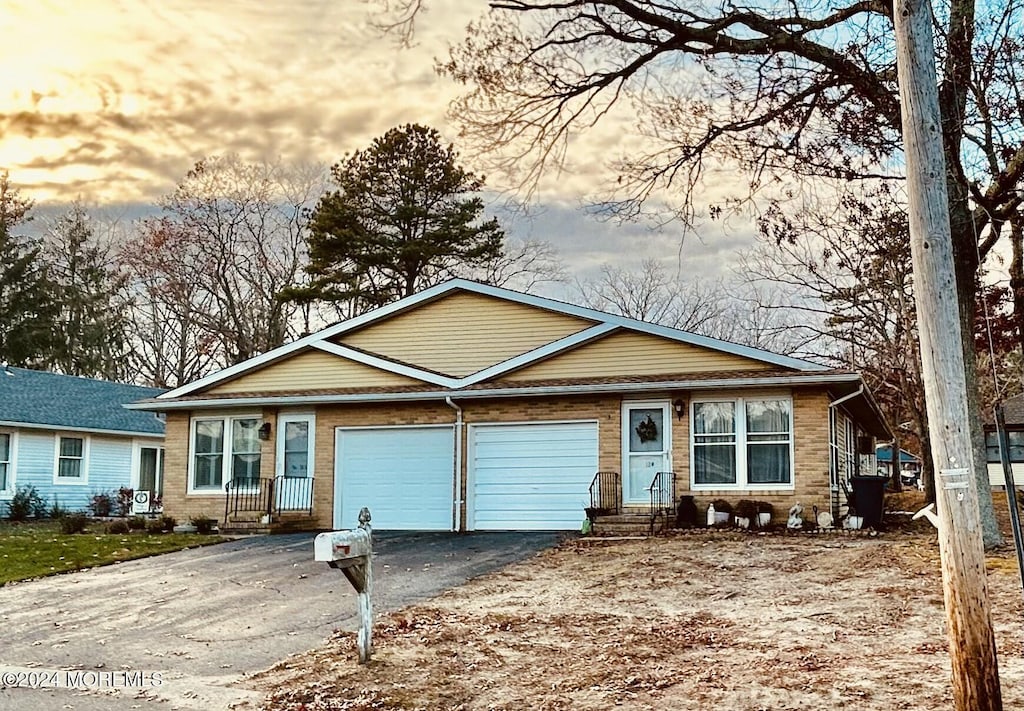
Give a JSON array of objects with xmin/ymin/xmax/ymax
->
[
  {"xmin": 258, "ymin": 422, "xmax": 272, "ymax": 440},
  {"xmin": 673, "ymin": 398, "xmax": 686, "ymax": 421}
]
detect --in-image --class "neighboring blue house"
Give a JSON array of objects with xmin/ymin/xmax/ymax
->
[{"xmin": 0, "ymin": 367, "xmax": 165, "ymax": 514}]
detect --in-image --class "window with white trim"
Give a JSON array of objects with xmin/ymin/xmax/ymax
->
[
  {"xmin": 692, "ymin": 398, "xmax": 793, "ymax": 488},
  {"xmin": 0, "ymin": 432, "xmax": 11, "ymax": 492},
  {"xmin": 55, "ymin": 435, "xmax": 87, "ymax": 482},
  {"xmin": 191, "ymin": 416, "xmax": 262, "ymax": 491}
]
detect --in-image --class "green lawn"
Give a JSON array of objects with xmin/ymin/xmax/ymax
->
[{"xmin": 0, "ymin": 520, "xmax": 226, "ymax": 586}]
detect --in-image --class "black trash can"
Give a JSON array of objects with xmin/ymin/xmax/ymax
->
[{"xmin": 850, "ymin": 476, "xmax": 887, "ymax": 529}]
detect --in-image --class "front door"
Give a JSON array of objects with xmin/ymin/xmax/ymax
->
[
  {"xmin": 135, "ymin": 444, "xmax": 165, "ymax": 510},
  {"xmin": 622, "ymin": 402, "xmax": 671, "ymax": 504}
]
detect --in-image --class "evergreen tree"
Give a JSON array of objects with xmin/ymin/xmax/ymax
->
[
  {"xmin": 294, "ymin": 124, "xmax": 504, "ymax": 310},
  {"xmin": 44, "ymin": 203, "xmax": 130, "ymax": 380},
  {"xmin": 0, "ymin": 174, "xmax": 57, "ymax": 367}
]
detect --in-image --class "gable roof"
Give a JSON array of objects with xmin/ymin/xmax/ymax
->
[
  {"xmin": 158, "ymin": 279, "xmax": 826, "ymax": 400},
  {"xmin": 0, "ymin": 367, "xmax": 165, "ymax": 436}
]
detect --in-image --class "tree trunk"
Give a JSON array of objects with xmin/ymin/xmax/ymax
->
[
  {"xmin": 1010, "ymin": 217, "xmax": 1024, "ymax": 352},
  {"xmin": 890, "ymin": 431, "xmax": 904, "ymax": 492}
]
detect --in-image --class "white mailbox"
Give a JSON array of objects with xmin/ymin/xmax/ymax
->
[
  {"xmin": 315, "ymin": 507, "xmax": 374, "ymax": 663},
  {"xmin": 314, "ymin": 529, "xmax": 372, "ymax": 566}
]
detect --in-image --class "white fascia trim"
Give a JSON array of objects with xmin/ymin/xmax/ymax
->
[
  {"xmin": 0, "ymin": 420, "xmax": 164, "ymax": 439},
  {"xmin": 309, "ymin": 341, "xmax": 461, "ymax": 387},
  {"xmin": 128, "ymin": 372, "xmax": 862, "ymax": 410},
  {"xmin": 457, "ymin": 323, "xmax": 618, "ymax": 386}
]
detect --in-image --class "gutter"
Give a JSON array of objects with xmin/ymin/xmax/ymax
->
[
  {"xmin": 445, "ymin": 396, "xmax": 464, "ymax": 533},
  {"xmin": 828, "ymin": 385, "xmax": 865, "ymax": 410},
  {"xmin": 126, "ymin": 372, "xmax": 863, "ymax": 411}
]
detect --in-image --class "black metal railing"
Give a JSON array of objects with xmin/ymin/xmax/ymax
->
[
  {"xmin": 588, "ymin": 471, "xmax": 621, "ymax": 517},
  {"xmin": 224, "ymin": 477, "xmax": 273, "ymax": 521},
  {"xmin": 224, "ymin": 476, "xmax": 316, "ymax": 524},
  {"xmin": 649, "ymin": 471, "xmax": 676, "ymax": 534},
  {"xmin": 275, "ymin": 475, "xmax": 315, "ymax": 515}
]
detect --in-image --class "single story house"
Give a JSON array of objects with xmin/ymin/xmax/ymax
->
[
  {"xmin": 875, "ymin": 444, "xmax": 922, "ymax": 486},
  {"xmin": 986, "ymin": 393, "xmax": 1024, "ymax": 489},
  {"xmin": 0, "ymin": 366, "xmax": 165, "ymax": 513},
  {"xmin": 128, "ymin": 279, "xmax": 890, "ymax": 531}
]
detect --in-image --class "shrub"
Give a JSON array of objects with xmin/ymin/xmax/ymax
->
[
  {"xmin": 711, "ymin": 498, "xmax": 733, "ymax": 514},
  {"xmin": 106, "ymin": 519, "xmax": 130, "ymax": 534},
  {"xmin": 146, "ymin": 518, "xmax": 165, "ymax": 534},
  {"xmin": 59, "ymin": 512, "xmax": 88, "ymax": 535},
  {"xmin": 116, "ymin": 487, "xmax": 134, "ymax": 517},
  {"xmin": 7, "ymin": 485, "xmax": 47, "ymax": 521},
  {"xmin": 49, "ymin": 497, "xmax": 69, "ymax": 520},
  {"xmin": 159, "ymin": 515, "xmax": 177, "ymax": 532},
  {"xmin": 88, "ymin": 491, "xmax": 114, "ymax": 518},
  {"xmin": 127, "ymin": 516, "xmax": 147, "ymax": 531},
  {"xmin": 190, "ymin": 515, "xmax": 217, "ymax": 535}
]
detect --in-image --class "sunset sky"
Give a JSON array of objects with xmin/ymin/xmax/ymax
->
[{"xmin": 0, "ymin": 1, "xmax": 761, "ymax": 283}]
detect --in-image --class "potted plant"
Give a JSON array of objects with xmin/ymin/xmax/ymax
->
[
  {"xmin": 844, "ymin": 503, "xmax": 863, "ymax": 530},
  {"xmin": 756, "ymin": 501, "xmax": 773, "ymax": 528},
  {"xmin": 734, "ymin": 500, "xmax": 757, "ymax": 529},
  {"xmin": 711, "ymin": 499, "xmax": 732, "ymax": 525}
]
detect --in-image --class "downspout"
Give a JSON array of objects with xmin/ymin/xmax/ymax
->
[
  {"xmin": 445, "ymin": 397, "xmax": 463, "ymax": 533},
  {"xmin": 828, "ymin": 386, "xmax": 864, "ymax": 519}
]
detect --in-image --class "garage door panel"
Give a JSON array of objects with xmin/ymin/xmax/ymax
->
[
  {"xmin": 335, "ymin": 427, "xmax": 454, "ymax": 530},
  {"xmin": 470, "ymin": 422, "xmax": 598, "ymax": 531}
]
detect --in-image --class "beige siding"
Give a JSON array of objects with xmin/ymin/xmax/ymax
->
[
  {"xmin": 503, "ymin": 330, "xmax": 774, "ymax": 382},
  {"xmin": 206, "ymin": 349, "xmax": 422, "ymax": 394},
  {"xmin": 337, "ymin": 291, "xmax": 595, "ymax": 377}
]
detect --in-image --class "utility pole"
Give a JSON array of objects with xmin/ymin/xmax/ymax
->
[{"xmin": 892, "ymin": 1, "xmax": 1003, "ymax": 709}]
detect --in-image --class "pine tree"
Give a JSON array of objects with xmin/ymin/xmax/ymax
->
[
  {"xmin": 0, "ymin": 174, "xmax": 57, "ymax": 367},
  {"xmin": 44, "ymin": 203, "xmax": 130, "ymax": 380},
  {"xmin": 294, "ymin": 124, "xmax": 504, "ymax": 311}
]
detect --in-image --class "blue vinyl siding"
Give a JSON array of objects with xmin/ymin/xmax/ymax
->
[{"xmin": 1, "ymin": 428, "xmax": 142, "ymax": 513}]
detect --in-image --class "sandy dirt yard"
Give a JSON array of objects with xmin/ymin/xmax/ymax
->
[{"xmin": 243, "ymin": 526, "xmax": 1024, "ymax": 711}]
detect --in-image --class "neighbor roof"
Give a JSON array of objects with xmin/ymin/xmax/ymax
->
[
  {"xmin": 0, "ymin": 367, "xmax": 165, "ymax": 436},
  {"xmin": 875, "ymin": 444, "xmax": 921, "ymax": 464},
  {"xmin": 157, "ymin": 279, "xmax": 828, "ymax": 400}
]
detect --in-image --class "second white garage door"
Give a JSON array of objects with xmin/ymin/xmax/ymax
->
[
  {"xmin": 334, "ymin": 426, "xmax": 455, "ymax": 530},
  {"xmin": 469, "ymin": 421, "xmax": 599, "ymax": 530}
]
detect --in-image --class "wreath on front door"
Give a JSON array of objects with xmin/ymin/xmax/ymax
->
[{"xmin": 635, "ymin": 414, "xmax": 659, "ymax": 443}]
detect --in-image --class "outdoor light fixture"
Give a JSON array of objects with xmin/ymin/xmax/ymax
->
[
  {"xmin": 673, "ymin": 398, "xmax": 686, "ymax": 421},
  {"xmin": 258, "ymin": 422, "xmax": 272, "ymax": 440}
]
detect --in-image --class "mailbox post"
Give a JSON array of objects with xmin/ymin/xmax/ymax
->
[{"xmin": 314, "ymin": 507, "xmax": 374, "ymax": 663}]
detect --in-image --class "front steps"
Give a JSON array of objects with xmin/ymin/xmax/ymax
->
[
  {"xmin": 220, "ymin": 512, "xmax": 318, "ymax": 535},
  {"xmin": 590, "ymin": 509, "xmax": 673, "ymax": 536}
]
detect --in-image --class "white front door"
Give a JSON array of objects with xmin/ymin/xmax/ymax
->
[
  {"xmin": 622, "ymin": 402, "xmax": 671, "ymax": 504},
  {"xmin": 133, "ymin": 443, "xmax": 165, "ymax": 509}
]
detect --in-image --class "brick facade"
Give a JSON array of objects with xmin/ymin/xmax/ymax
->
[{"xmin": 162, "ymin": 386, "xmax": 848, "ymax": 530}]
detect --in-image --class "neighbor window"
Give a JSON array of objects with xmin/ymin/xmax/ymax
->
[
  {"xmin": 0, "ymin": 432, "xmax": 11, "ymax": 492},
  {"xmin": 692, "ymin": 398, "xmax": 793, "ymax": 488},
  {"xmin": 190, "ymin": 416, "xmax": 262, "ymax": 492},
  {"xmin": 986, "ymin": 430, "xmax": 1024, "ymax": 463},
  {"xmin": 55, "ymin": 435, "xmax": 87, "ymax": 483}
]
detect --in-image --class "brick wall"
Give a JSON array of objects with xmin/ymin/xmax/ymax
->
[{"xmin": 161, "ymin": 386, "xmax": 839, "ymax": 530}]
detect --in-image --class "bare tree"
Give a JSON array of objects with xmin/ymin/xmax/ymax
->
[
  {"xmin": 119, "ymin": 156, "xmax": 326, "ymax": 385},
  {"xmin": 464, "ymin": 237, "xmax": 567, "ymax": 292}
]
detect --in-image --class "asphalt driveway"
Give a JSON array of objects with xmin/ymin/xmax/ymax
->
[{"xmin": 0, "ymin": 530, "xmax": 562, "ymax": 710}]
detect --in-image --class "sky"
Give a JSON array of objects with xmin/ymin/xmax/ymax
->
[{"xmin": 0, "ymin": 0, "xmax": 770, "ymax": 288}]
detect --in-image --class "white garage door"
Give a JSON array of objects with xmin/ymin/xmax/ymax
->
[
  {"xmin": 334, "ymin": 426, "xmax": 454, "ymax": 530},
  {"xmin": 470, "ymin": 421, "xmax": 599, "ymax": 530}
]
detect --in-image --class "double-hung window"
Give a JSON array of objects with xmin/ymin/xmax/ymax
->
[
  {"xmin": 54, "ymin": 435, "xmax": 88, "ymax": 484},
  {"xmin": 190, "ymin": 416, "xmax": 262, "ymax": 492},
  {"xmin": 692, "ymin": 397, "xmax": 793, "ymax": 488},
  {"xmin": 986, "ymin": 430, "xmax": 1024, "ymax": 463},
  {"xmin": 0, "ymin": 432, "xmax": 12, "ymax": 493}
]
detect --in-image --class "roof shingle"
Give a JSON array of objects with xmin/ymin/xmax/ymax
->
[{"xmin": 0, "ymin": 367, "xmax": 165, "ymax": 435}]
